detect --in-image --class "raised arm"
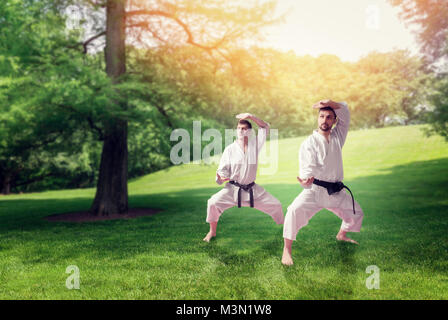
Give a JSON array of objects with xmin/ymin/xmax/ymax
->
[
  {"xmin": 314, "ymin": 100, "xmax": 350, "ymax": 146},
  {"xmin": 333, "ymin": 101, "xmax": 350, "ymax": 146},
  {"xmin": 236, "ymin": 113, "xmax": 270, "ymax": 151},
  {"xmin": 249, "ymin": 114, "xmax": 269, "ymax": 129},
  {"xmin": 236, "ymin": 113, "xmax": 269, "ymax": 128}
]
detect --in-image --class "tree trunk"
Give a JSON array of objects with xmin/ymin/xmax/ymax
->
[
  {"xmin": 90, "ymin": 120, "xmax": 128, "ymax": 215},
  {"xmin": 90, "ymin": 0, "xmax": 128, "ymax": 216},
  {"xmin": 1, "ymin": 173, "xmax": 11, "ymax": 195}
]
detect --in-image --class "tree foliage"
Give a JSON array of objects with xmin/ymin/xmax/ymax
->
[
  {"xmin": 389, "ymin": 0, "xmax": 448, "ymax": 140},
  {"xmin": 389, "ymin": 0, "xmax": 448, "ymax": 64}
]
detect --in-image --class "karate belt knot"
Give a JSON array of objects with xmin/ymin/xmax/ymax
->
[
  {"xmin": 312, "ymin": 179, "xmax": 356, "ymax": 215},
  {"xmin": 229, "ymin": 180, "xmax": 255, "ymax": 208}
]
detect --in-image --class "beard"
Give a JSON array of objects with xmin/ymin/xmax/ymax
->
[{"xmin": 319, "ymin": 124, "xmax": 331, "ymax": 132}]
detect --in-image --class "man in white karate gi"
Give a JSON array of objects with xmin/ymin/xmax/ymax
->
[
  {"xmin": 281, "ymin": 99, "xmax": 364, "ymax": 265},
  {"xmin": 203, "ymin": 113, "xmax": 284, "ymax": 242}
]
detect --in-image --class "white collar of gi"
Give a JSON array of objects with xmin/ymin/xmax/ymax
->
[
  {"xmin": 234, "ymin": 133, "xmax": 256, "ymax": 149},
  {"xmin": 313, "ymin": 129, "xmax": 333, "ymax": 142}
]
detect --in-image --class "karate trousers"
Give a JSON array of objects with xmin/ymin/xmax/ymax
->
[
  {"xmin": 283, "ymin": 184, "xmax": 364, "ymax": 240},
  {"xmin": 206, "ymin": 183, "xmax": 285, "ymax": 225}
]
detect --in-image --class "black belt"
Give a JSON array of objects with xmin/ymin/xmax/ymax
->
[
  {"xmin": 229, "ymin": 180, "xmax": 255, "ymax": 208},
  {"xmin": 312, "ymin": 179, "xmax": 356, "ymax": 215}
]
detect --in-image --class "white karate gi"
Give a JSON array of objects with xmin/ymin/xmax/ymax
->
[
  {"xmin": 283, "ymin": 102, "xmax": 364, "ymax": 240},
  {"xmin": 206, "ymin": 126, "xmax": 284, "ymax": 225}
]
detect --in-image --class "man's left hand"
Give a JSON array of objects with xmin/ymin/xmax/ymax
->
[
  {"xmin": 313, "ymin": 99, "xmax": 341, "ymax": 110},
  {"xmin": 236, "ymin": 113, "xmax": 252, "ymax": 120}
]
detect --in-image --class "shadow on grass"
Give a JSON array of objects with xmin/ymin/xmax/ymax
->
[{"xmin": 0, "ymin": 158, "xmax": 447, "ymax": 278}]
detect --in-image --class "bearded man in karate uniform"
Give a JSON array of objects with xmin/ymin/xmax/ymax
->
[
  {"xmin": 203, "ymin": 113, "xmax": 284, "ymax": 242},
  {"xmin": 281, "ymin": 100, "xmax": 364, "ymax": 265}
]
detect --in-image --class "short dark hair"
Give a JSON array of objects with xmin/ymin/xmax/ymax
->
[
  {"xmin": 237, "ymin": 119, "xmax": 252, "ymax": 129},
  {"xmin": 319, "ymin": 107, "xmax": 337, "ymax": 118}
]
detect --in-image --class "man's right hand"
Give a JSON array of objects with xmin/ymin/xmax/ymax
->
[
  {"xmin": 297, "ymin": 176, "xmax": 314, "ymax": 188},
  {"xmin": 217, "ymin": 173, "xmax": 230, "ymax": 183}
]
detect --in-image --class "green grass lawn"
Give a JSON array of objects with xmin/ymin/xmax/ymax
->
[{"xmin": 0, "ymin": 125, "xmax": 447, "ymax": 299}]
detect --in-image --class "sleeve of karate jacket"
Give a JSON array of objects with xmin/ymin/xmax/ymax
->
[
  {"xmin": 257, "ymin": 123, "xmax": 270, "ymax": 153},
  {"xmin": 216, "ymin": 147, "xmax": 231, "ymax": 185},
  {"xmin": 333, "ymin": 101, "xmax": 350, "ymax": 147},
  {"xmin": 299, "ymin": 138, "xmax": 317, "ymax": 189}
]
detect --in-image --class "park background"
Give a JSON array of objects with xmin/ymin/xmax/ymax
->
[{"xmin": 0, "ymin": 0, "xmax": 447, "ymax": 299}]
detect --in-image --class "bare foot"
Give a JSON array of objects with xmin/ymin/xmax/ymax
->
[
  {"xmin": 336, "ymin": 230, "xmax": 359, "ymax": 244},
  {"xmin": 203, "ymin": 231, "xmax": 216, "ymax": 242},
  {"xmin": 281, "ymin": 248, "xmax": 294, "ymax": 266}
]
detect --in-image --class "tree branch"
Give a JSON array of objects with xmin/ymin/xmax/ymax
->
[
  {"xmin": 154, "ymin": 103, "xmax": 174, "ymax": 129},
  {"xmin": 86, "ymin": 115, "xmax": 105, "ymax": 140},
  {"xmin": 12, "ymin": 173, "xmax": 54, "ymax": 188},
  {"xmin": 85, "ymin": 0, "xmax": 107, "ymax": 8},
  {"xmin": 126, "ymin": 21, "xmax": 167, "ymax": 44},
  {"xmin": 125, "ymin": 10, "xmax": 223, "ymax": 52},
  {"xmin": 66, "ymin": 31, "xmax": 106, "ymax": 54},
  {"xmin": 19, "ymin": 131, "xmax": 63, "ymax": 152},
  {"xmin": 82, "ymin": 31, "xmax": 106, "ymax": 54},
  {"xmin": 56, "ymin": 104, "xmax": 105, "ymax": 140}
]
